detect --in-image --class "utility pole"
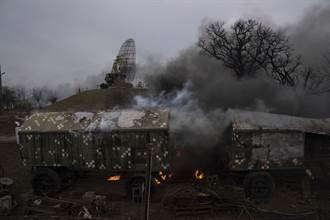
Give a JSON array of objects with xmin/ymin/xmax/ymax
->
[
  {"xmin": 0, "ymin": 64, "xmax": 5, "ymax": 111},
  {"xmin": 144, "ymin": 146, "xmax": 153, "ymax": 220}
]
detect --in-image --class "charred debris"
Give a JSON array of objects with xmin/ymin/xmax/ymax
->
[
  {"xmin": 2, "ymin": 33, "xmax": 330, "ymax": 219},
  {"xmin": 5, "ymin": 108, "xmax": 330, "ymax": 219}
]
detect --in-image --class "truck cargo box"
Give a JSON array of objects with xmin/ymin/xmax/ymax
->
[{"xmin": 16, "ymin": 108, "xmax": 170, "ymax": 173}]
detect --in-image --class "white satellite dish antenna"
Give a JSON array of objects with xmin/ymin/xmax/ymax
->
[
  {"xmin": 102, "ymin": 39, "xmax": 136, "ymax": 88},
  {"xmin": 116, "ymin": 38, "xmax": 136, "ymax": 82}
]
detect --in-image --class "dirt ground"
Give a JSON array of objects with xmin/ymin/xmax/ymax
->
[
  {"xmin": 0, "ymin": 112, "xmax": 31, "ymax": 195},
  {"xmin": 0, "ymin": 112, "xmax": 329, "ymax": 220}
]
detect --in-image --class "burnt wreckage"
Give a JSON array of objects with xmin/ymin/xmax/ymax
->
[
  {"xmin": 16, "ymin": 109, "xmax": 170, "ymax": 197},
  {"xmin": 15, "ymin": 106, "xmax": 330, "ymax": 200},
  {"xmin": 224, "ymin": 109, "xmax": 330, "ymax": 198}
]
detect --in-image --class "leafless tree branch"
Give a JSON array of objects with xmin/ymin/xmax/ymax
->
[{"xmin": 198, "ymin": 19, "xmax": 301, "ymax": 86}]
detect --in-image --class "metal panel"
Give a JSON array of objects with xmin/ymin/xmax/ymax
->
[
  {"xmin": 17, "ymin": 117, "xmax": 170, "ymax": 174},
  {"xmin": 230, "ymin": 130, "xmax": 305, "ymax": 170},
  {"xmin": 251, "ymin": 132, "xmax": 304, "ymax": 160}
]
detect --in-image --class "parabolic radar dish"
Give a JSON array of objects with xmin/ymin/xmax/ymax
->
[{"xmin": 117, "ymin": 38, "xmax": 136, "ymax": 82}]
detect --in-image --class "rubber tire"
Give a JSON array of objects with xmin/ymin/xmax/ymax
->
[
  {"xmin": 32, "ymin": 168, "xmax": 61, "ymax": 196},
  {"xmin": 243, "ymin": 171, "xmax": 275, "ymax": 199},
  {"xmin": 59, "ymin": 169, "xmax": 77, "ymax": 187}
]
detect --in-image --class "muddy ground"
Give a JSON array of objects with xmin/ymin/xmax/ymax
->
[{"xmin": 0, "ymin": 112, "xmax": 329, "ymax": 220}]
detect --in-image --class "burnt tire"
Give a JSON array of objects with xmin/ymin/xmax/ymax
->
[
  {"xmin": 59, "ymin": 169, "xmax": 77, "ymax": 188},
  {"xmin": 244, "ymin": 172, "xmax": 275, "ymax": 199},
  {"xmin": 32, "ymin": 168, "xmax": 61, "ymax": 196}
]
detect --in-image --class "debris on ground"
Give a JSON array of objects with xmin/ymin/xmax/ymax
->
[
  {"xmin": 161, "ymin": 177, "xmax": 318, "ymax": 219},
  {"xmin": 21, "ymin": 191, "xmax": 112, "ymax": 219},
  {"xmin": 0, "ymin": 176, "xmax": 17, "ymax": 216}
]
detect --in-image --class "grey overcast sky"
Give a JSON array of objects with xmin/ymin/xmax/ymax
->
[{"xmin": 0, "ymin": 0, "xmax": 322, "ymax": 87}]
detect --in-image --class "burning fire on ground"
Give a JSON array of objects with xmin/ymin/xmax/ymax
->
[
  {"xmin": 154, "ymin": 171, "xmax": 173, "ymax": 185},
  {"xmin": 194, "ymin": 169, "xmax": 205, "ymax": 180},
  {"xmin": 107, "ymin": 175, "xmax": 121, "ymax": 181}
]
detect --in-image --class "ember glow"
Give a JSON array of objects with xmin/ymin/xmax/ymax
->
[
  {"xmin": 154, "ymin": 171, "xmax": 173, "ymax": 186},
  {"xmin": 194, "ymin": 170, "xmax": 205, "ymax": 180},
  {"xmin": 107, "ymin": 175, "xmax": 121, "ymax": 181},
  {"xmin": 154, "ymin": 178, "xmax": 161, "ymax": 185},
  {"xmin": 159, "ymin": 171, "xmax": 167, "ymax": 181}
]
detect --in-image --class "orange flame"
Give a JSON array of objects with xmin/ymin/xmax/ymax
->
[
  {"xmin": 194, "ymin": 170, "xmax": 205, "ymax": 180},
  {"xmin": 154, "ymin": 178, "xmax": 161, "ymax": 185},
  {"xmin": 154, "ymin": 171, "xmax": 173, "ymax": 186},
  {"xmin": 159, "ymin": 171, "xmax": 167, "ymax": 181},
  {"xmin": 107, "ymin": 175, "xmax": 121, "ymax": 181}
]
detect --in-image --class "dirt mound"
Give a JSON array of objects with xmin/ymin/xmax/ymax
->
[{"xmin": 47, "ymin": 87, "xmax": 148, "ymax": 112}]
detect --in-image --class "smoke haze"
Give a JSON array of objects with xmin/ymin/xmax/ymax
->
[
  {"xmin": 0, "ymin": 0, "xmax": 320, "ymax": 88},
  {"xmin": 127, "ymin": 1, "xmax": 330, "ymax": 160},
  {"xmin": 1, "ymin": 1, "xmax": 329, "ymax": 169},
  {"xmin": 142, "ymin": 1, "xmax": 330, "ymax": 118}
]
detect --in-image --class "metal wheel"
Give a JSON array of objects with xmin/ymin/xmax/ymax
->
[
  {"xmin": 32, "ymin": 169, "xmax": 61, "ymax": 196},
  {"xmin": 244, "ymin": 172, "xmax": 274, "ymax": 199}
]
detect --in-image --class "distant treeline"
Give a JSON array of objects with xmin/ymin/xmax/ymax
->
[{"xmin": 1, "ymin": 86, "xmax": 59, "ymax": 111}]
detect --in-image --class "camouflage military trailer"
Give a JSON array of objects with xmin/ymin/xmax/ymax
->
[
  {"xmin": 224, "ymin": 109, "xmax": 330, "ymax": 199},
  {"xmin": 16, "ymin": 108, "xmax": 170, "ymax": 196}
]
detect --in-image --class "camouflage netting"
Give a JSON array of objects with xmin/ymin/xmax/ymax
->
[
  {"xmin": 18, "ymin": 108, "xmax": 169, "ymax": 133},
  {"xmin": 227, "ymin": 109, "xmax": 330, "ymax": 171},
  {"xmin": 16, "ymin": 108, "xmax": 170, "ymax": 171},
  {"xmin": 228, "ymin": 109, "xmax": 330, "ymax": 135}
]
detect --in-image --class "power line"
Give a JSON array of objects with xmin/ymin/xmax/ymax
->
[{"xmin": 0, "ymin": 64, "xmax": 6, "ymax": 111}]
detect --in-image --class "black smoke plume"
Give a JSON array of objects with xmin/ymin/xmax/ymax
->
[
  {"xmin": 142, "ymin": 1, "xmax": 330, "ymax": 118},
  {"xmin": 132, "ymin": 2, "xmax": 330, "ymax": 171}
]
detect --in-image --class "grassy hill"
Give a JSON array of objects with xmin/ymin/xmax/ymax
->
[{"xmin": 47, "ymin": 87, "xmax": 148, "ymax": 112}]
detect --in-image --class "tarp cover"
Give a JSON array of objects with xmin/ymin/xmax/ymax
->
[
  {"xmin": 19, "ymin": 108, "xmax": 169, "ymax": 133},
  {"xmin": 228, "ymin": 109, "xmax": 330, "ymax": 135}
]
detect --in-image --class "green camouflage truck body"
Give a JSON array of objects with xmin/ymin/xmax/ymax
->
[
  {"xmin": 16, "ymin": 109, "xmax": 170, "ymax": 173},
  {"xmin": 226, "ymin": 110, "xmax": 330, "ymax": 174}
]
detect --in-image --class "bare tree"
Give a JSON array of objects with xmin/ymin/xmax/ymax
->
[
  {"xmin": 2, "ymin": 86, "xmax": 16, "ymax": 109},
  {"xmin": 32, "ymin": 88, "xmax": 43, "ymax": 109},
  {"xmin": 14, "ymin": 86, "xmax": 27, "ymax": 101},
  {"xmin": 198, "ymin": 19, "xmax": 301, "ymax": 86},
  {"xmin": 321, "ymin": 50, "xmax": 330, "ymax": 77},
  {"xmin": 47, "ymin": 90, "xmax": 58, "ymax": 104},
  {"xmin": 299, "ymin": 50, "xmax": 330, "ymax": 95}
]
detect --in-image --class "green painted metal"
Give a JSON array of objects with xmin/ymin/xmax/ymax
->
[{"xmin": 16, "ymin": 109, "xmax": 170, "ymax": 173}]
